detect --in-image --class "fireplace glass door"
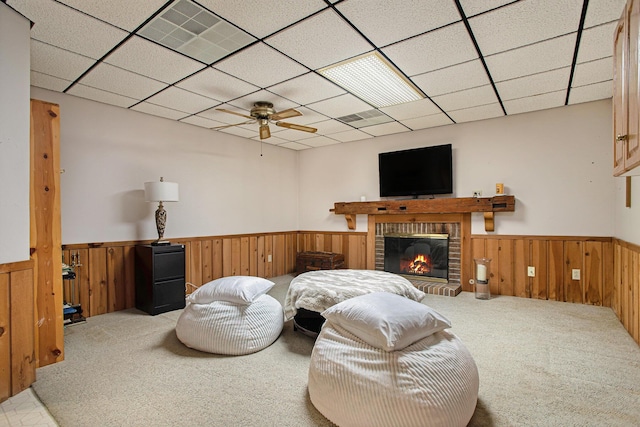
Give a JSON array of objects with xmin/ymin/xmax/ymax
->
[{"xmin": 384, "ymin": 233, "xmax": 449, "ymax": 281}]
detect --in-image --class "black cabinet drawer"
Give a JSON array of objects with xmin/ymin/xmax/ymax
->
[{"xmin": 135, "ymin": 244, "xmax": 185, "ymax": 315}]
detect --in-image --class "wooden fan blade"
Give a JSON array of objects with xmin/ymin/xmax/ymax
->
[
  {"xmin": 275, "ymin": 121, "xmax": 317, "ymax": 133},
  {"xmin": 216, "ymin": 108, "xmax": 254, "ymax": 120},
  {"xmin": 270, "ymin": 108, "xmax": 302, "ymax": 121},
  {"xmin": 259, "ymin": 124, "xmax": 271, "ymax": 139},
  {"xmin": 212, "ymin": 120, "xmax": 254, "ymax": 130}
]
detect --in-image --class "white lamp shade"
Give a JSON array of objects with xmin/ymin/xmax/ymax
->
[{"xmin": 144, "ymin": 181, "xmax": 179, "ymax": 202}]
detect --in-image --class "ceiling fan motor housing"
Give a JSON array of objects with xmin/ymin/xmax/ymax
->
[{"xmin": 251, "ymin": 102, "xmax": 275, "ymax": 120}]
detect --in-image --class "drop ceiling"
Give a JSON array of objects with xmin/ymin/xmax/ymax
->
[{"xmin": 8, "ymin": 0, "xmax": 625, "ymax": 151}]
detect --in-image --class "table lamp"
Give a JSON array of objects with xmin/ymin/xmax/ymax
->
[{"xmin": 144, "ymin": 177, "xmax": 179, "ymax": 246}]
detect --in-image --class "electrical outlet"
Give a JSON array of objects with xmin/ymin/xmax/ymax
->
[
  {"xmin": 267, "ymin": 254, "xmax": 272, "ymax": 262},
  {"xmin": 473, "ymin": 190, "xmax": 482, "ymax": 197},
  {"xmin": 527, "ymin": 266, "xmax": 535, "ymax": 277},
  {"xmin": 572, "ymin": 269, "xmax": 580, "ymax": 280}
]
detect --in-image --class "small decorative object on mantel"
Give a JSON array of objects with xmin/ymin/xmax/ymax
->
[
  {"xmin": 144, "ymin": 177, "xmax": 179, "ymax": 246},
  {"xmin": 495, "ymin": 183, "xmax": 504, "ymax": 195}
]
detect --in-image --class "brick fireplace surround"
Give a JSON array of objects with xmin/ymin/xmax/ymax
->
[{"xmin": 366, "ymin": 213, "xmax": 472, "ymax": 297}]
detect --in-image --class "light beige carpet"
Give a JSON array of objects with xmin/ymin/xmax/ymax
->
[{"xmin": 32, "ymin": 274, "xmax": 640, "ymax": 426}]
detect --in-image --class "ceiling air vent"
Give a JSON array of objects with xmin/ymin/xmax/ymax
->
[{"xmin": 337, "ymin": 109, "xmax": 393, "ymax": 128}]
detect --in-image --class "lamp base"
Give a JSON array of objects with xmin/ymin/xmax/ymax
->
[{"xmin": 151, "ymin": 240, "xmax": 171, "ymax": 246}]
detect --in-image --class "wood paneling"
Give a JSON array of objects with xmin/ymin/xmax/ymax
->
[
  {"xmin": 0, "ymin": 273, "xmax": 9, "ymax": 401},
  {"xmin": 0, "ymin": 261, "xmax": 35, "ymax": 403}
]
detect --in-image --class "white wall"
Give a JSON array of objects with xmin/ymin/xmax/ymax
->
[
  {"xmin": 30, "ymin": 88, "xmax": 300, "ymax": 245},
  {"xmin": 614, "ymin": 175, "xmax": 640, "ymax": 246},
  {"xmin": 298, "ymin": 100, "xmax": 615, "ymax": 237},
  {"xmin": 0, "ymin": 4, "xmax": 31, "ymax": 264}
]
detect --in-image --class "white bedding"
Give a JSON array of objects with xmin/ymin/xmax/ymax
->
[
  {"xmin": 308, "ymin": 323, "xmax": 479, "ymax": 427},
  {"xmin": 284, "ymin": 269, "xmax": 426, "ymax": 321}
]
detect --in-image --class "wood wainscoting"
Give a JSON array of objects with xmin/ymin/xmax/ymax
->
[
  {"xmin": 613, "ymin": 238, "xmax": 640, "ymax": 346},
  {"xmin": 0, "ymin": 260, "xmax": 36, "ymax": 402},
  {"xmin": 61, "ymin": 231, "xmax": 367, "ymax": 318},
  {"xmin": 470, "ymin": 235, "xmax": 614, "ymax": 303},
  {"xmin": 58, "ymin": 232, "xmax": 638, "ymax": 347}
]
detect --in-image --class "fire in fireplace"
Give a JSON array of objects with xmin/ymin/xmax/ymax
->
[{"xmin": 384, "ymin": 233, "xmax": 449, "ymax": 282}]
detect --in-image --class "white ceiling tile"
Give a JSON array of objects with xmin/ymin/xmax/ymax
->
[
  {"xmin": 31, "ymin": 40, "xmax": 95, "ymax": 82},
  {"xmin": 336, "ymin": 0, "xmax": 460, "ymax": 47},
  {"xmin": 380, "ymin": 98, "xmax": 442, "ymax": 121},
  {"xmin": 176, "ymin": 68, "xmax": 259, "ymax": 102},
  {"xmin": 382, "ymin": 22, "xmax": 478, "ymax": 76},
  {"xmin": 214, "ymin": 43, "xmax": 308, "ymax": 88},
  {"xmin": 146, "ymin": 86, "xmax": 218, "ymax": 113},
  {"xmin": 469, "ymin": 0, "xmax": 583, "ymax": 56},
  {"xmin": 278, "ymin": 141, "xmax": 312, "ymax": 150},
  {"xmin": 196, "ymin": 104, "xmax": 251, "ymax": 124},
  {"xmin": 67, "ymin": 83, "xmax": 138, "ymax": 108},
  {"xmin": 284, "ymin": 107, "xmax": 330, "ymax": 125},
  {"xmin": 228, "ymin": 90, "xmax": 298, "ymax": 112},
  {"xmin": 105, "ymin": 36, "xmax": 204, "ymax": 84},
  {"xmin": 577, "ymin": 21, "xmax": 618, "ymax": 63},
  {"xmin": 271, "ymin": 127, "xmax": 318, "ymax": 141},
  {"xmin": 179, "ymin": 115, "xmax": 223, "ymax": 128},
  {"xmin": 448, "ymin": 103, "xmax": 504, "ymax": 123},
  {"xmin": 400, "ymin": 113, "xmax": 453, "ymax": 130},
  {"xmin": 312, "ymin": 119, "xmax": 355, "ymax": 134},
  {"xmin": 583, "ymin": 0, "xmax": 626, "ymax": 28},
  {"xmin": 299, "ymin": 136, "xmax": 342, "ymax": 148},
  {"xmin": 266, "ymin": 10, "xmax": 372, "ymax": 70},
  {"xmin": 361, "ymin": 122, "xmax": 410, "ymax": 137},
  {"xmin": 197, "ymin": 0, "xmax": 326, "ymax": 38},
  {"xmin": 8, "ymin": 0, "xmax": 127, "ymax": 59},
  {"xmin": 131, "ymin": 102, "xmax": 190, "ymax": 120},
  {"xmin": 496, "ymin": 67, "xmax": 571, "ymax": 100},
  {"xmin": 329, "ymin": 129, "xmax": 372, "ymax": 143},
  {"xmin": 432, "ymin": 85, "xmax": 498, "ymax": 111},
  {"xmin": 307, "ymin": 94, "xmax": 372, "ymax": 118},
  {"xmin": 77, "ymin": 63, "xmax": 168, "ymax": 100},
  {"xmin": 569, "ymin": 80, "xmax": 613, "ymax": 104},
  {"xmin": 503, "ymin": 91, "xmax": 566, "ymax": 115},
  {"xmin": 412, "ymin": 60, "xmax": 490, "ymax": 97},
  {"xmin": 458, "ymin": 0, "xmax": 514, "ymax": 17},
  {"xmin": 572, "ymin": 57, "xmax": 613, "ymax": 87},
  {"xmin": 30, "ymin": 71, "xmax": 72, "ymax": 92},
  {"xmin": 252, "ymin": 135, "xmax": 288, "ymax": 146},
  {"xmin": 217, "ymin": 125, "xmax": 260, "ymax": 139},
  {"xmin": 56, "ymin": 0, "xmax": 169, "ymax": 31},
  {"xmin": 268, "ymin": 73, "xmax": 346, "ymax": 105},
  {"xmin": 485, "ymin": 34, "xmax": 576, "ymax": 82}
]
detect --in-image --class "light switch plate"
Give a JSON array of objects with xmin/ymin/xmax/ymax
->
[
  {"xmin": 527, "ymin": 266, "xmax": 535, "ymax": 277},
  {"xmin": 572, "ymin": 269, "xmax": 580, "ymax": 280}
]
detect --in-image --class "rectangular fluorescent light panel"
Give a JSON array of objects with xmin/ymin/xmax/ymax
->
[
  {"xmin": 139, "ymin": 0, "xmax": 255, "ymax": 64},
  {"xmin": 319, "ymin": 52, "xmax": 424, "ymax": 108}
]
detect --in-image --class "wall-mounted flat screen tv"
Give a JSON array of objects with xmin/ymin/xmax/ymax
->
[{"xmin": 378, "ymin": 144, "xmax": 453, "ymax": 198}]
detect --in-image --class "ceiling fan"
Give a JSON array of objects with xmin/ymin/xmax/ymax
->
[{"xmin": 213, "ymin": 102, "xmax": 318, "ymax": 140}]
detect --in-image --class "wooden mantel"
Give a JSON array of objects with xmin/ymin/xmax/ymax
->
[{"xmin": 331, "ymin": 195, "xmax": 515, "ymax": 232}]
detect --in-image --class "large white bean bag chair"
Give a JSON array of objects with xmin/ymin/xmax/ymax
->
[
  {"xmin": 308, "ymin": 292, "xmax": 479, "ymax": 427},
  {"xmin": 176, "ymin": 276, "xmax": 284, "ymax": 355}
]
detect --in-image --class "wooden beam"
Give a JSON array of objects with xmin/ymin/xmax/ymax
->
[{"xmin": 332, "ymin": 196, "xmax": 515, "ymax": 230}]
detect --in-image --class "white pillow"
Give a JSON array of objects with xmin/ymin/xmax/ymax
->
[
  {"xmin": 187, "ymin": 276, "xmax": 275, "ymax": 305},
  {"xmin": 321, "ymin": 292, "xmax": 451, "ymax": 351}
]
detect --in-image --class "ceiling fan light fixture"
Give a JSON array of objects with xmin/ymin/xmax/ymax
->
[{"xmin": 319, "ymin": 52, "xmax": 424, "ymax": 108}]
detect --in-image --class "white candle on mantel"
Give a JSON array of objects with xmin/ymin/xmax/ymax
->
[{"xmin": 477, "ymin": 264, "xmax": 487, "ymax": 282}]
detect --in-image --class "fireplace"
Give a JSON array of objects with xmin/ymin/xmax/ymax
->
[{"xmin": 384, "ymin": 233, "xmax": 449, "ymax": 282}]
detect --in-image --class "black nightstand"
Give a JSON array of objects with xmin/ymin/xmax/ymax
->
[{"xmin": 135, "ymin": 244, "xmax": 186, "ymax": 315}]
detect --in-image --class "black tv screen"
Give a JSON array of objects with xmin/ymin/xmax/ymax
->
[{"xmin": 378, "ymin": 144, "xmax": 453, "ymax": 197}]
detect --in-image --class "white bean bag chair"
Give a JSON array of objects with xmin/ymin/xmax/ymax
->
[
  {"xmin": 176, "ymin": 276, "xmax": 284, "ymax": 355},
  {"xmin": 308, "ymin": 292, "xmax": 479, "ymax": 427}
]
